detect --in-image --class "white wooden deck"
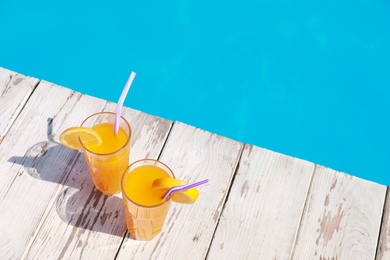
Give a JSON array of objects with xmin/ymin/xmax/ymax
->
[{"xmin": 0, "ymin": 67, "xmax": 389, "ymax": 260}]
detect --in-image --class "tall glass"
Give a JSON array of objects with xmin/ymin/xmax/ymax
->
[
  {"xmin": 80, "ymin": 112, "xmax": 131, "ymax": 195},
  {"xmin": 121, "ymin": 159, "xmax": 174, "ymax": 241}
]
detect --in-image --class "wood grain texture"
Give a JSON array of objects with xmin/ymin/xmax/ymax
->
[
  {"xmin": 23, "ymin": 102, "xmax": 173, "ymax": 259},
  {"xmin": 1, "ymin": 67, "xmax": 388, "ymax": 260},
  {"xmin": 376, "ymin": 187, "xmax": 390, "ymax": 260},
  {"xmin": 0, "ymin": 80, "xmax": 106, "ymax": 260},
  {"xmin": 207, "ymin": 144, "xmax": 315, "ymax": 260},
  {"xmin": 116, "ymin": 122, "xmax": 244, "ymax": 260},
  {"xmin": 0, "ymin": 67, "xmax": 39, "ymax": 142},
  {"xmin": 292, "ymin": 166, "xmax": 386, "ymax": 260}
]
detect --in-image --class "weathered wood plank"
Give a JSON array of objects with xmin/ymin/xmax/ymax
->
[
  {"xmin": 206, "ymin": 144, "xmax": 315, "ymax": 259},
  {"xmin": 0, "ymin": 67, "xmax": 39, "ymax": 142},
  {"xmin": 0, "ymin": 80, "xmax": 106, "ymax": 260},
  {"xmin": 291, "ymin": 166, "xmax": 386, "ymax": 259},
  {"xmin": 116, "ymin": 122, "xmax": 243, "ymax": 260},
  {"xmin": 377, "ymin": 188, "xmax": 390, "ymax": 259},
  {"xmin": 23, "ymin": 102, "xmax": 173, "ymax": 259}
]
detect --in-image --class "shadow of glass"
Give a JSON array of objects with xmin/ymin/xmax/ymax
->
[
  {"xmin": 55, "ymin": 183, "xmax": 127, "ymax": 237},
  {"xmin": 8, "ymin": 140, "xmax": 80, "ymax": 186},
  {"xmin": 54, "ymin": 148, "xmax": 128, "ymax": 237},
  {"xmin": 8, "ymin": 117, "xmax": 128, "ymax": 237},
  {"xmin": 8, "ymin": 117, "xmax": 80, "ymax": 186}
]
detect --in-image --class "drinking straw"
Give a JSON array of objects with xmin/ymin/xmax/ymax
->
[
  {"xmin": 162, "ymin": 179, "xmax": 210, "ymax": 200},
  {"xmin": 114, "ymin": 71, "xmax": 136, "ymax": 134}
]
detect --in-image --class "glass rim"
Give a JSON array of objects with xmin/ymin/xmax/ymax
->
[
  {"xmin": 121, "ymin": 158, "xmax": 175, "ymax": 208},
  {"xmin": 79, "ymin": 111, "xmax": 131, "ymax": 156}
]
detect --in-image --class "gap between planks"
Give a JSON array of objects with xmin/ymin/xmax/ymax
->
[
  {"xmin": 20, "ymin": 95, "xmax": 112, "ymax": 259},
  {"xmin": 113, "ymin": 120, "xmax": 175, "ymax": 259},
  {"xmin": 203, "ymin": 143, "xmax": 244, "ymax": 259},
  {"xmin": 288, "ymin": 163, "xmax": 317, "ymax": 260},
  {"xmin": 0, "ymin": 69, "xmax": 39, "ymax": 144}
]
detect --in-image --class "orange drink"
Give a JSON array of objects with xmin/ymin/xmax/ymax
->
[
  {"xmin": 80, "ymin": 112, "xmax": 131, "ymax": 195},
  {"xmin": 121, "ymin": 159, "xmax": 174, "ymax": 241}
]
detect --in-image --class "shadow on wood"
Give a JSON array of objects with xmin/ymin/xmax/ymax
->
[
  {"xmin": 55, "ymin": 182, "xmax": 126, "ymax": 237},
  {"xmin": 7, "ymin": 117, "xmax": 127, "ymax": 237}
]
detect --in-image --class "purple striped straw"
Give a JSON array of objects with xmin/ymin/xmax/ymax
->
[{"xmin": 162, "ymin": 179, "xmax": 210, "ymax": 200}]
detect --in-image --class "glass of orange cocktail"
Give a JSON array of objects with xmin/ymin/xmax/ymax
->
[
  {"xmin": 121, "ymin": 159, "xmax": 174, "ymax": 241},
  {"xmin": 80, "ymin": 112, "xmax": 131, "ymax": 195}
]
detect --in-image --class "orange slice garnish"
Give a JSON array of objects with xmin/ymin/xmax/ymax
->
[{"xmin": 59, "ymin": 127, "xmax": 102, "ymax": 150}]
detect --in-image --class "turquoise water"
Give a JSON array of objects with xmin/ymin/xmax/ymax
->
[{"xmin": 1, "ymin": 0, "xmax": 389, "ymax": 185}]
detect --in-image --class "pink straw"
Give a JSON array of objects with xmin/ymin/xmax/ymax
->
[
  {"xmin": 162, "ymin": 179, "xmax": 210, "ymax": 200},
  {"xmin": 114, "ymin": 71, "xmax": 136, "ymax": 134}
]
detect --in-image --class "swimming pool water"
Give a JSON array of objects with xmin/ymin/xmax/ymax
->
[{"xmin": 1, "ymin": 0, "xmax": 390, "ymax": 185}]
